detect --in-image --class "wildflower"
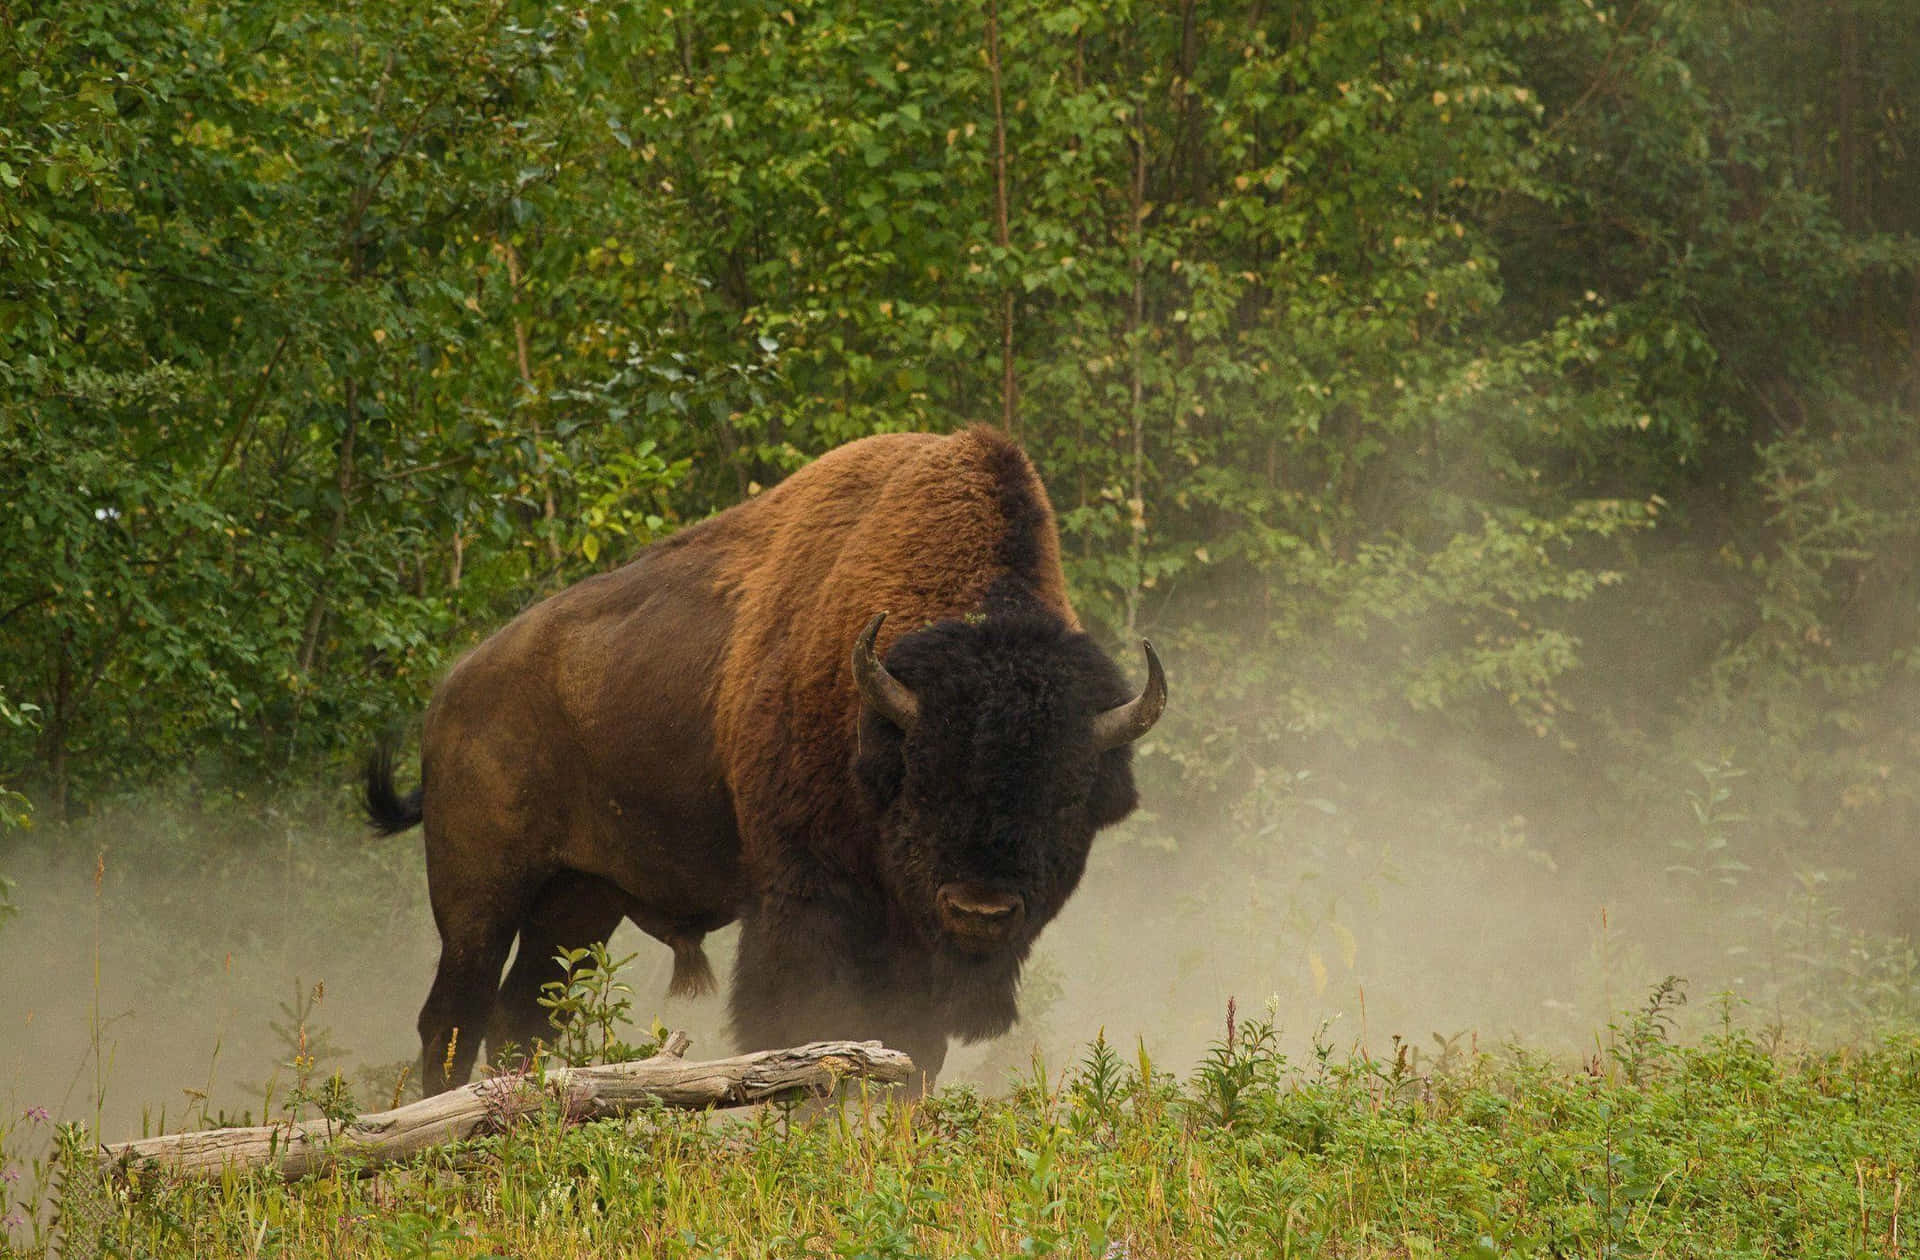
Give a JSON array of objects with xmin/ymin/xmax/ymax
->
[
  {"xmin": 0, "ymin": 1167, "xmax": 17, "ymax": 1183},
  {"xmin": 22, "ymin": 1106, "xmax": 48, "ymax": 1125},
  {"xmin": 2, "ymin": 1209, "xmax": 23, "ymax": 1229}
]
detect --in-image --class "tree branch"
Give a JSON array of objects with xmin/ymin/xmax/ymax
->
[{"xmin": 95, "ymin": 1038, "xmax": 913, "ymax": 1182}]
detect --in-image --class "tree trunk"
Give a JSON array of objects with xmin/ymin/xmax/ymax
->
[
  {"xmin": 1836, "ymin": 0, "xmax": 1859, "ymax": 232},
  {"xmin": 501, "ymin": 241, "xmax": 562, "ymax": 567},
  {"xmin": 1124, "ymin": 112, "xmax": 1148, "ymax": 637},
  {"xmin": 1836, "ymin": 0, "xmax": 1863, "ymax": 344},
  {"xmin": 1908, "ymin": 263, "xmax": 1920, "ymax": 412},
  {"xmin": 1176, "ymin": 0, "xmax": 1201, "ymax": 201},
  {"xmin": 986, "ymin": 0, "xmax": 1018, "ymax": 435},
  {"xmin": 297, "ymin": 376, "xmax": 359, "ymax": 676},
  {"xmin": 96, "ymin": 1037, "xmax": 912, "ymax": 1182},
  {"xmin": 41, "ymin": 627, "xmax": 74, "ymax": 820}
]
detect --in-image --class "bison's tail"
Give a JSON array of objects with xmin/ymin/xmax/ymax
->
[{"xmin": 363, "ymin": 734, "xmax": 425, "ymax": 836}]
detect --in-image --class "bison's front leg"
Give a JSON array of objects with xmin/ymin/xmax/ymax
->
[{"xmin": 729, "ymin": 902, "xmax": 949, "ymax": 1090}]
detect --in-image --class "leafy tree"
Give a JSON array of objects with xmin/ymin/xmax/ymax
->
[{"xmin": 0, "ymin": 0, "xmax": 1914, "ymax": 969}]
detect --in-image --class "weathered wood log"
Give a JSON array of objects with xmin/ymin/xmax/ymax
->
[{"xmin": 95, "ymin": 1036, "xmax": 912, "ymax": 1182}]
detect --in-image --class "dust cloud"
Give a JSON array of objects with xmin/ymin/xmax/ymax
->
[
  {"xmin": 0, "ymin": 729, "xmax": 1906, "ymax": 1169},
  {"xmin": 977, "ymin": 777, "xmax": 1913, "ymax": 1088},
  {"xmin": 0, "ymin": 816, "xmax": 737, "ymax": 1153}
]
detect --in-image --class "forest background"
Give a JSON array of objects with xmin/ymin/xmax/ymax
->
[{"xmin": 3, "ymin": 0, "xmax": 1920, "ymax": 1105}]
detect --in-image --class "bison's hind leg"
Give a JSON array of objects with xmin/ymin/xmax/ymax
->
[
  {"xmin": 490, "ymin": 872, "xmax": 631, "ymax": 1062},
  {"xmin": 418, "ymin": 924, "xmax": 517, "ymax": 1097}
]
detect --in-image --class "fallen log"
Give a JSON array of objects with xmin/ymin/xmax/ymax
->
[{"xmin": 96, "ymin": 1035, "xmax": 912, "ymax": 1182}]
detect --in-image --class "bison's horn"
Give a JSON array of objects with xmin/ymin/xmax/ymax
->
[
  {"xmin": 1091, "ymin": 640, "xmax": 1167, "ymax": 752},
  {"xmin": 852, "ymin": 613, "xmax": 920, "ymax": 731}
]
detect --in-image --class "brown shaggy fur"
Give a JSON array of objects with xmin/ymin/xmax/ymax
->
[{"xmin": 713, "ymin": 430, "xmax": 1077, "ymax": 890}]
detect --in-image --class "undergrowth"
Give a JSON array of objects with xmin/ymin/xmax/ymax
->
[{"xmin": 15, "ymin": 989, "xmax": 1920, "ymax": 1259}]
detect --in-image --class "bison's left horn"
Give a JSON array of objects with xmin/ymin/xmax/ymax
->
[
  {"xmin": 853, "ymin": 613, "xmax": 921, "ymax": 731},
  {"xmin": 1091, "ymin": 640, "xmax": 1167, "ymax": 751}
]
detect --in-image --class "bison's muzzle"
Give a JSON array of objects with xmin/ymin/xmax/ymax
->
[{"xmin": 936, "ymin": 883, "xmax": 1028, "ymax": 951}]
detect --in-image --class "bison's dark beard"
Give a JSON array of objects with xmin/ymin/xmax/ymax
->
[{"xmin": 934, "ymin": 945, "xmax": 1026, "ymax": 1043}]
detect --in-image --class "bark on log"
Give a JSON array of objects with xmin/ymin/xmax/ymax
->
[{"xmin": 95, "ymin": 1036, "xmax": 911, "ymax": 1182}]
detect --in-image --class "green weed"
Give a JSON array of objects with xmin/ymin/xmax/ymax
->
[
  {"xmin": 535, "ymin": 942, "xmax": 659, "ymax": 1068},
  {"xmin": 24, "ymin": 1022, "xmax": 1920, "ymax": 1258}
]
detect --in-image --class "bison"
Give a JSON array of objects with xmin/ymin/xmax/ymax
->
[{"xmin": 365, "ymin": 427, "xmax": 1165, "ymax": 1094}]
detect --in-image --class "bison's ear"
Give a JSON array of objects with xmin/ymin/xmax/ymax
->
[
  {"xmin": 854, "ymin": 708, "xmax": 906, "ymax": 806},
  {"xmin": 1086, "ymin": 750, "xmax": 1140, "ymax": 828}
]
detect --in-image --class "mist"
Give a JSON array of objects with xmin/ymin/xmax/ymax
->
[{"xmin": 4, "ymin": 721, "xmax": 1906, "ymax": 1167}]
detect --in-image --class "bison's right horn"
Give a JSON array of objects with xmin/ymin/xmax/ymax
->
[
  {"xmin": 852, "ymin": 613, "xmax": 920, "ymax": 732},
  {"xmin": 1090, "ymin": 640, "xmax": 1167, "ymax": 751}
]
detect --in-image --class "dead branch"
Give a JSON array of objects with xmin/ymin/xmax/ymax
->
[{"xmin": 95, "ymin": 1036, "xmax": 910, "ymax": 1182}]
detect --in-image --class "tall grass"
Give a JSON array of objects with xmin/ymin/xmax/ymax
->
[{"xmin": 24, "ymin": 994, "xmax": 1920, "ymax": 1258}]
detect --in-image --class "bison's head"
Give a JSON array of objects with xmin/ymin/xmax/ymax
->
[{"xmin": 850, "ymin": 611, "xmax": 1164, "ymax": 966}]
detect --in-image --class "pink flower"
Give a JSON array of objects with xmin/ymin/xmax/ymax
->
[{"xmin": 22, "ymin": 1107, "xmax": 48, "ymax": 1125}]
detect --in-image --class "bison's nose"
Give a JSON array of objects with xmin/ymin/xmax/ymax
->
[{"xmin": 936, "ymin": 884, "xmax": 1027, "ymax": 948}]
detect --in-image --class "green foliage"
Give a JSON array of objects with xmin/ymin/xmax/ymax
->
[
  {"xmin": 1191, "ymin": 998, "xmax": 1286, "ymax": 1130},
  {"xmin": 1608, "ymin": 975, "xmax": 1687, "ymax": 1086},
  {"xmin": 535, "ymin": 942, "xmax": 658, "ymax": 1068},
  {"xmin": 38, "ymin": 1026, "xmax": 1920, "ymax": 1257},
  {"xmin": 262, "ymin": 980, "xmax": 358, "ymax": 1130},
  {"xmin": 0, "ymin": 690, "xmax": 32, "ymax": 925},
  {"xmin": 0, "ymin": 0, "xmax": 694, "ymax": 808},
  {"xmin": 1067, "ymin": 1030, "xmax": 1125, "ymax": 1127},
  {"xmin": 1668, "ymin": 759, "xmax": 1750, "ymax": 897}
]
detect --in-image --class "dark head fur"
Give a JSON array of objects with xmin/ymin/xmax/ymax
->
[{"xmin": 854, "ymin": 611, "xmax": 1138, "ymax": 960}]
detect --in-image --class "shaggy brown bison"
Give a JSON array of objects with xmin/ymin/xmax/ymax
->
[{"xmin": 365, "ymin": 428, "xmax": 1165, "ymax": 1093}]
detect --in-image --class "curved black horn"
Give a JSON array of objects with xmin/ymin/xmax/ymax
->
[
  {"xmin": 852, "ymin": 612, "xmax": 920, "ymax": 731},
  {"xmin": 1091, "ymin": 640, "xmax": 1166, "ymax": 751}
]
